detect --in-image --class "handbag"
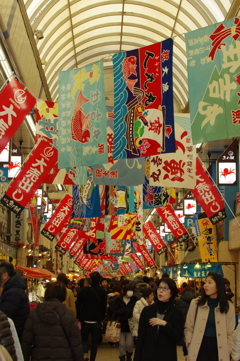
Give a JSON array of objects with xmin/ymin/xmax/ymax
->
[
  {"xmin": 128, "ymin": 317, "xmax": 135, "ymax": 334},
  {"xmin": 105, "ymin": 319, "xmax": 121, "ymax": 343}
]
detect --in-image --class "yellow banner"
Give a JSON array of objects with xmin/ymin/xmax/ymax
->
[{"xmin": 198, "ymin": 217, "xmax": 218, "ymax": 262}]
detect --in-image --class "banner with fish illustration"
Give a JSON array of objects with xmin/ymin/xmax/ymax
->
[
  {"xmin": 58, "ymin": 61, "xmax": 108, "ymax": 168},
  {"xmin": 83, "ymin": 238, "xmax": 106, "ymax": 256},
  {"xmin": 112, "ymin": 39, "xmax": 175, "ymax": 159},
  {"xmin": 93, "ymin": 107, "xmax": 145, "ymax": 185},
  {"xmin": 185, "ymin": 18, "xmax": 240, "ymax": 144},
  {"xmin": 149, "ymin": 114, "xmax": 196, "ymax": 189},
  {"xmin": 36, "ymin": 100, "xmax": 87, "ymax": 185}
]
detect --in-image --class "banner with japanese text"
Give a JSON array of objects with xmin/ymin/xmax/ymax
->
[
  {"xmin": 143, "ymin": 221, "xmax": 166, "ymax": 254},
  {"xmin": 55, "ymin": 227, "xmax": 80, "ymax": 255},
  {"xmin": 1, "ymin": 138, "xmax": 58, "ymax": 214},
  {"xmin": 185, "ymin": 17, "xmax": 240, "ymax": 144},
  {"xmin": 130, "ymin": 252, "xmax": 145, "ymax": 269},
  {"xmin": 41, "ymin": 194, "xmax": 72, "ymax": 241},
  {"xmin": 72, "ymin": 183, "xmax": 101, "ymax": 219},
  {"xmin": 36, "ymin": 99, "xmax": 87, "ymax": 185},
  {"xmin": 149, "ymin": 114, "xmax": 196, "ymax": 188},
  {"xmin": 112, "ymin": 39, "xmax": 175, "ymax": 159},
  {"xmin": 134, "ymin": 242, "xmax": 155, "ymax": 267},
  {"xmin": 156, "ymin": 205, "xmax": 188, "ymax": 243},
  {"xmin": 191, "ymin": 158, "xmax": 226, "ymax": 224},
  {"xmin": 58, "ymin": 61, "xmax": 108, "ymax": 167},
  {"xmin": 0, "ymin": 78, "xmax": 36, "ymax": 153},
  {"xmin": 180, "ymin": 263, "xmax": 223, "ymax": 278},
  {"xmin": 197, "ymin": 215, "xmax": 218, "ymax": 262},
  {"xmin": 93, "ymin": 107, "xmax": 145, "ymax": 186}
]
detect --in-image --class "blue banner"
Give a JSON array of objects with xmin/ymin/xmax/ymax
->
[{"xmin": 180, "ymin": 263, "xmax": 223, "ymax": 278}]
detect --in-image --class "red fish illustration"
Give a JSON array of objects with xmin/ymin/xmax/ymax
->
[
  {"xmin": 220, "ymin": 168, "xmax": 235, "ymax": 178},
  {"xmin": 165, "ymin": 125, "xmax": 172, "ymax": 138},
  {"xmin": 71, "ymin": 90, "xmax": 91, "ymax": 143},
  {"xmin": 186, "ymin": 203, "xmax": 195, "ymax": 210},
  {"xmin": 6, "ymin": 161, "xmax": 21, "ymax": 170},
  {"xmin": 123, "ymin": 56, "xmax": 138, "ymax": 91}
]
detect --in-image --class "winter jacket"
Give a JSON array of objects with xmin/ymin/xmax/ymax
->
[
  {"xmin": 64, "ymin": 288, "xmax": 76, "ymax": 315},
  {"xmin": 184, "ymin": 298, "xmax": 235, "ymax": 361},
  {"xmin": 134, "ymin": 302, "xmax": 184, "ymax": 361},
  {"xmin": 175, "ymin": 290, "xmax": 196, "ymax": 323},
  {"xmin": 0, "ymin": 311, "xmax": 17, "ymax": 361},
  {"xmin": 232, "ymin": 322, "xmax": 240, "ymax": 361},
  {"xmin": 0, "ymin": 273, "xmax": 29, "ymax": 340},
  {"xmin": 21, "ymin": 298, "xmax": 83, "ymax": 361},
  {"xmin": 132, "ymin": 297, "xmax": 153, "ymax": 337},
  {"xmin": 76, "ymin": 284, "xmax": 107, "ymax": 322},
  {"xmin": 112, "ymin": 295, "xmax": 138, "ymax": 332}
]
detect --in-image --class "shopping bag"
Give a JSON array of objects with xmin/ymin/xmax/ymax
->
[
  {"xmin": 105, "ymin": 320, "xmax": 121, "ymax": 343},
  {"xmin": 128, "ymin": 317, "xmax": 135, "ymax": 334}
]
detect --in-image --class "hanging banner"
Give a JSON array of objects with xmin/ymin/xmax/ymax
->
[
  {"xmin": 36, "ymin": 99, "xmax": 83, "ymax": 185},
  {"xmin": 185, "ymin": 18, "xmax": 240, "ymax": 144},
  {"xmin": 217, "ymin": 139, "xmax": 237, "ymax": 186},
  {"xmin": 84, "ymin": 238, "xmax": 106, "ymax": 256},
  {"xmin": 72, "ymin": 183, "xmax": 101, "ymax": 219},
  {"xmin": 134, "ymin": 242, "xmax": 155, "ymax": 267},
  {"xmin": 58, "ymin": 61, "xmax": 108, "ymax": 168},
  {"xmin": 156, "ymin": 205, "xmax": 188, "ymax": 243},
  {"xmin": 28, "ymin": 197, "xmax": 39, "ymax": 249},
  {"xmin": 108, "ymin": 214, "xmax": 137, "ymax": 240},
  {"xmin": 130, "ymin": 252, "xmax": 145, "ymax": 269},
  {"xmin": 69, "ymin": 238, "xmax": 88, "ymax": 258},
  {"xmin": 55, "ymin": 227, "xmax": 79, "ymax": 255},
  {"xmin": 143, "ymin": 221, "xmax": 166, "ymax": 254},
  {"xmin": 93, "ymin": 108, "xmax": 145, "ymax": 186},
  {"xmin": 41, "ymin": 194, "xmax": 72, "ymax": 241},
  {"xmin": 1, "ymin": 138, "xmax": 58, "ymax": 214},
  {"xmin": 197, "ymin": 215, "xmax": 218, "ymax": 262},
  {"xmin": 180, "ymin": 263, "xmax": 223, "ymax": 278},
  {"xmin": 0, "ymin": 78, "xmax": 36, "ymax": 153},
  {"xmin": 191, "ymin": 158, "xmax": 226, "ymax": 224},
  {"xmin": 149, "ymin": 114, "xmax": 196, "ymax": 188},
  {"xmin": 112, "ymin": 39, "xmax": 175, "ymax": 159}
]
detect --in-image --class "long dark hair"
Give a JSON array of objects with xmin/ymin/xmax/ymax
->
[{"xmin": 198, "ymin": 272, "xmax": 229, "ymax": 313}]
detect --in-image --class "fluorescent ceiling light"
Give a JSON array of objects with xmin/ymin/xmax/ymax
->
[
  {"xmin": 26, "ymin": 115, "xmax": 36, "ymax": 136},
  {"xmin": 0, "ymin": 47, "xmax": 13, "ymax": 79},
  {"xmin": 146, "ymin": 209, "xmax": 156, "ymax": 223}
]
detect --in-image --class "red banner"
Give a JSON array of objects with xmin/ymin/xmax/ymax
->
[
  {"xmin": 120, "ymin": 263, "xmax": 128, "ymax": 274},
  {"xmin": 134, "ymin": 243, "xmax": 155, "ymax": 268},
  {"xmin": 41, "ymin": 194, "xmax": 72, "ymax": 241},
  {"xmin": 0, "ymin": 79, "xmax": 36, "ymax": 153},
  {"xmin": 156, "ymin": 205, "xmax": 188, "ymax": 243},
  {"xmin": 55, "ymin": 227, "xmax": 79, "ymax": 255},
  {"xmin": 28, "ymin": 197, "xmax": 39, "ymax": 249},
  {"xmin": 130, "ymin": 253, "xmax": 145, "ymax": 269},
  {"xmin": 191, "ymin": 158, "xmax": 226, "ymax": 224},
  {"xmin": 143, "ymin": 221, "xmax": 166, "ymax": 254},
  {"xmin": 1, "ymin": 138, "xmax": 58, "ymax": 214},
  {"xmin": 124, "ymin": 263, "xmax": 132, "ymax": 274},
  {"xmin": 69, "ymin": 238, "xmax": 88, "ymax": 257}
]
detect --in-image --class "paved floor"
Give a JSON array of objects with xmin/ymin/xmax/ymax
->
[{"xmin": 95, "ymin": 338, "xmax": 186, "ymax": 361}]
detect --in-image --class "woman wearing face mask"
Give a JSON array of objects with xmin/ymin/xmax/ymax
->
[
  {"xmin": 112, "ymin": 283, "xmax": 138, "ymax": 361},
  {"xmin": 134, "ymin": 278, "xmax": 184, "ymax": 361},
  {"xmin": 184, "ymin": 272, "xmax": 235, "ymax": 361}
]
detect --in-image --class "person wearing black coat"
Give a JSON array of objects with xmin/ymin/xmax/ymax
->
[
  {"xmin": 134, "ymin": 277, "xmax": 184, "ymax": 361},
  {"xmin": 112, "ymin": 283, "xmax": 138, "ymax": 361},
  {"xmin": 0, "ymin": 261, "xmax": 29, "ymax": 341},
  {"xmin": 175, "ymin": 286, "xmax": 196, "ymax": 360},
  {"xmin": 21, "ymin": 281, "xmax": 83, "ymax": 361}
]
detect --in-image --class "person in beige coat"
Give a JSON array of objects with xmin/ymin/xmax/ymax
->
[
  {"xmin": 132, "ymin": 288, "xmax": 154, "ymax": 337},
  {"xmin": 57, "ymin": 274, "xmax": 76, "ymax": 315},
  {"xmin": 184, "ymin": 272, "xmax": 235, "ymax": 361}
]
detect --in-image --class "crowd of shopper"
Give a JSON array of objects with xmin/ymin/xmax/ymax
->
[{"xmin": 0, "ymin": 260, "xmax": 238, "ymax": 361}]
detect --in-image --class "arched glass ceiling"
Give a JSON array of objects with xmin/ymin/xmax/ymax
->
[{"xmin": 23, "ymin": 0, "xmax": 233, "ymax": 108}]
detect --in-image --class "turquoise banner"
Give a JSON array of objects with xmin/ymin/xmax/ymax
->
[{"xmin": 180, "ymin": 263, "xmax": 223, "ymax": 278}]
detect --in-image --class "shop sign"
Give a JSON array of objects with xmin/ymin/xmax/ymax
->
[
  {"xmin": 180, "ymin": 263, "xmax": 223, "ymax": 278},
  {"xmin": 217, "ymin": 139, "xmax": 237, "ymax": 186}
]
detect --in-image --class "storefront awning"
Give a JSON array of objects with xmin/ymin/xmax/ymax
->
[{"xmin": 16, "ymin": 266, "xmax": 56, "ymax": 279}]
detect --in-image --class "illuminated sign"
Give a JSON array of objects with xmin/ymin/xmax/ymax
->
[
  {"xmin": 183, "ymin": 199, "xmax": 197, "ymax": 216},
  {"xmin": 217, "ymin": 139, "xmax": 237, "ymax": 186}
]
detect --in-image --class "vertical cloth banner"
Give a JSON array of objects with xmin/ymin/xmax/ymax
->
[
  {"xmin": 0, "ymin": 78, "xmax": 36, "ymax": 153},
  {"xmin": 191, "ymin": 158, "xmax": 226, "ymax": 224},
  {"xmin": 41, "ymin": 194, "xmax": 72, "ymax": 241},
  {"xmin": 185, "ymin": 18, "xmax": 240, "ymax": 144},
  {"xmin": 197, "ymin": 216, "xmax": 218, "ymax": 262},
  {"xmin": 1, "ymin": 138, "xmax": 58, "ymax": 214},
  {"xmin": 143, "ymin": 221, "xmax": 166, "ymax": 254},
  {"xmin": 156, "ymin": 205, "xmax": 189, "ymax": 243},
  {"xmin": 28, "ymin": 197, "xmax": 39, "ymax": 249},
  {"xmin": 55, "ymin": 227, "xmax": 80, "ymax": 255},
  {"xmin": 130, "ymin": 253, "xmax": 145, "ymax": 269},
  {"xmin": 134, "ymin": 242, "xmax": 155, "ymax": 268},
  {"xmin": 149, "ymin": 114, "xmax": 196, "ymax": 189},
  {"xmin": 58, "ymin": 61, "xmax": 108, "ymax": 167},
  {"xmin": 112, "ymin": 39, "xmax": 175, "ymax": 159}
]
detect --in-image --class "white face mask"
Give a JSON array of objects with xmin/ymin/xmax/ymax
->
[{"xmin": 126, "ymin": 291, "xmax": 133, "ymax": 297}]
